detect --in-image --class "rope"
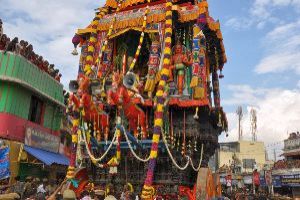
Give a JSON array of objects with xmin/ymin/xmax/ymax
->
[
  {"xmin": 189, "ymin": 143, "xmax": 204, "ymax": 171},
  {"xmin": 121, "ymin": 126, "xmax": 151, "ymax": 162},
  {"xmin": 161, "ymin": 131, "xmax": 190, "ymax": 171},
  {"xmin": 82, "ymin": 127, "xmax": 118, "ymax": 162}
]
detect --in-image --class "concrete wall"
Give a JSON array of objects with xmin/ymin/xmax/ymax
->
[{"xmin": 218, "ymin": 140, "xmax": 266, "ymax": 172}]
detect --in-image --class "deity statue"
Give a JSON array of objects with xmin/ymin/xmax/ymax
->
[
  {"xmin": 107, "ymin": 72, "xmax": 147, "ymax": 139},
  {"xmin": 144, "ymin": 40, "xmax": 161, "ymax": 98},
  {"xmin": 171, "ymin": 42, "xmax": 193, "ymax": 96}
]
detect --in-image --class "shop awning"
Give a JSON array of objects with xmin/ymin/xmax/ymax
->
[{"xmin": 24, "ymin": 145, "xmax": 69, "ymax": 166}]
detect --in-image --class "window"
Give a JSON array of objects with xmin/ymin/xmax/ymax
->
[
  {"xmin": 243, "ymin": 159, "xmax": 256, "ymax": 169},
  {"xmin": 28, "ymin": 96, "xmax": 43, "ymax": 124}
]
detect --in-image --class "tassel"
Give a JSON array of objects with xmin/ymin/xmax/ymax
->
[
  {"xmin": 193, "ymin": 107, "xmax": 199, "ymax": 119},
  {"xmin": 217, "ymin": 112, "xmax": 222, "ymax": 127},
  {"xmin": 71, "ymin": 48, "xmax": 78, "ymax": 56}
]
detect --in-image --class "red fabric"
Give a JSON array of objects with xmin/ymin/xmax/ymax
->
[
  {"xmin": 253, "ymin": 172, "xmax": 260, "ymax": 186},
  {"xmin": 108, "ymin": 86, "xmax": 146, "ymax": 136}
]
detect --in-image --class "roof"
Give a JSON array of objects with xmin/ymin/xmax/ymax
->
[{"xmin": 24, "ymin": 145, "xmax": 69, "ymax": 166}]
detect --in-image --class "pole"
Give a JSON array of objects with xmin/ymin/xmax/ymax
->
[{"xmin": 273, "ymin": 149, "xmax": 276, "ymax": 162}]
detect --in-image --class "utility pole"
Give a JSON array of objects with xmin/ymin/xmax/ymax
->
[
  {"xmin": 236, "ymin": 106, "xmax": 243, "ymax": 141},
  {"xmin": 273, "ymin": 149, "xmax": 276, "ymax": 162}
]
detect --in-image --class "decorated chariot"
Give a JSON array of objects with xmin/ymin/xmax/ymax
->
[{"xmin": 66, "ymin": 0, "xmax": 228, "ymax": 199}]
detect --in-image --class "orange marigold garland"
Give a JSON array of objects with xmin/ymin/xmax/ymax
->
[
  {"xmin": 83, "ymin": 7, "xmax": 108, "ymax": 76},
  {"xmin": 141, "ymin": 0, "xmax": 173, "ymax": 199}
]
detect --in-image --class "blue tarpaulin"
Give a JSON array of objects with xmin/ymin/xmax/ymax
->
[
  {"xmin": 24, "ymin": 145, "xmax": 69, "ymax": 166},
  {"xmin": 0, "ymin": 147, "xmax": 10, "ymax": 180}
]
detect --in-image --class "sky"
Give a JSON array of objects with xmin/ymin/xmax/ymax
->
[{"xmin": 1, "ymin": 0, "xmax": 300, "ymax": 160}]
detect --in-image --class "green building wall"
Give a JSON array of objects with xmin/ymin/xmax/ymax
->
[{"xmin": 0, "ymin": 51, "xmax": 64, "ymax": 131}]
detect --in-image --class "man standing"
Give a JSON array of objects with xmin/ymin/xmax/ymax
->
[{"xmin": 10, "ymin": 176, "xmax": 25, "ymax": 199}]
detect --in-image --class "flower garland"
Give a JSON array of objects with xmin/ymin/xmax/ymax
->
[
  {"xmin": 141, "ymin": 0, "xmax": 173, "ymax": 199},
  {"xmin": 83, "ymin": 7, "xmax": 108, "ymax": 76},
  {"xmin": 128, "ymin": 5, "xmax": 150, "ymax": 71}
]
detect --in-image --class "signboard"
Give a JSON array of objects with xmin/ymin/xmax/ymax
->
[
  {"xmin": 0, "ymin": 147, "xmax": 10, "ymax": 180},
  {"xmin": 272, "ymin": 175, "xmax": 282, "ymax": 188},
  {"xmin": 25, "ymin": 127, "xmax": 60, "ymax": 153},
  {"xmin": 260, "ymin": 175, "xmax": 266, "ymax": 187},
  {"xmin": 281, "ymin": 174, "xmax": 300, "ymax": 187},
  {"xmin": 243, "ymin": 159, "xmax": 255, "ymax": 169}
]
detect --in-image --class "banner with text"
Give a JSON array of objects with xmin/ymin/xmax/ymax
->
[
  {"xmin": 0, "ymin": 147, "xmax": 10, "ymax": 180},
  {"xmin": 25, "ymin": 127, "xmax": 60, "ymax": 153}
]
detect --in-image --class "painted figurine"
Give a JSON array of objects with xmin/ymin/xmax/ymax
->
[
  {"xmin": 144, "ymin": 40, "xmax": 161, "ymax": 98},
  {"xmin": 107, "ymin": 72, "xmax": 147, "ymax": 139},
  {"xmin": 171, "ymin": 42, "xmax": 193, "ymax": 95},
  {"xmin": 190, "ymin": 25, "xmax": 207, "ymax": 99},
  {"xmin": 68, "ymin": 76, "xmax": 109, "ymax": 137}
]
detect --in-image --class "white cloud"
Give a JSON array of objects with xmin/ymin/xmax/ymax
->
[
  {"xmin": 255, "ymin": 19, "xmax": 300, "ymax": 74},
  {"xmin": 220, "ymin": 86, "xmax": 300, "ymax": 147},
  {"xmin": 0, "ymin": 0, "xmax": 106, "ymax": 87},
  {"xmin": 224, "ymin": 18, "xmax": 253, "ymax": 31},
  {"xmin": 225, "ymin": 0, "xmax": 300, "ymax": 30},
  {"xmin": 220, "ymin": 85, "xmax": 300, "ymax": 144}
]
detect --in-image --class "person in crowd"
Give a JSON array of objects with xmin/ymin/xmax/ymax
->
[
  {"xmin": 4, "ymin": 37, "xmax": 18, "ymax": 54},
  {"xmin": 0, "ymin": 19, "xmax": 3, "ymax": 36},
  {"xmin": 24, "ymin": 176, "xmax": 35, "ymax": 198},
  {"xmin": 48, "ymin": 64, "xmax": 55, "ymax": 75},
  {"xmin": 36, "ymin": 178, "xmax": 47, "ymax": 197},
  {"xmin": 24, "ymin": 44, "xmax": 33, "ymax": 59},
  {"xmin": 80, "ymin": 190, "xmax": 91, "ymax": 200},
  {"xmin": 104, "ymin": 185, "xmax": 117, "ymax": 200},
  {"xmin": 31, "ymin": 52, "xmax": 38, "ymax": 65},
  {"xmin": 46, "ymin": 179, "xmax": 57, "ymax": 196},
  {"xmin": 55, "ymin": 73, "xmax": 62, "ymax": 82},
  {"xmin": 36, "ymin": 55, "xmax": 44, "ymax": 70},
  {"xmin": 0, "ymin": 34, "xmax": 8, "ymax": 51},
  {"xmin": 51, "ymin": 68, "xmax": 59, "ymax": 78},
  {"xmin": 10, "ymin": 176, "xmax": 25, "ymax": 199},
  {"xmin": 62, "ymin": 189, "xmax": 76, "ymax": 200},
  {"xmin": 18, "ymin": 40, "xmax": 26, "ymax": 55}
]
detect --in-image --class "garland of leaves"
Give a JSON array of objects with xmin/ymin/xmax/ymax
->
[{"xmin": 141, "ymin": 0, "xmax": 173, "ymax": 198}]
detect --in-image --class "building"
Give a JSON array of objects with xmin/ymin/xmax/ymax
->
[
  {"xmin": 272, "ymin": 132, "xmax": 300, "ymax": 198},
  {"xmin": 216, "ymin": 140, "xmax": 266, "ymax": 173},
  {"xmin": 0, "ymin": 51, "xmax": 68, "ymax": 181}
]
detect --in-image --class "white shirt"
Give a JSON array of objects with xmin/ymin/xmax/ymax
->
[{"xmin": 37, "ymin": 184, "xmax": 46, "ymax": 193}]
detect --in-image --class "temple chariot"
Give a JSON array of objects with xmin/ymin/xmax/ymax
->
[{"xmin": 66, "ymin": 0, "xmax": 228, "ymax": 199}]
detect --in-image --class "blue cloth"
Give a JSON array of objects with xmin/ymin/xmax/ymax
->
[
  {"xmin": 0, "ymin": 147, "xmax": 10, "ymax": 180},
  {"xmin": 24, "ymin": 145, "xmax": 69, "ymax": 166}
]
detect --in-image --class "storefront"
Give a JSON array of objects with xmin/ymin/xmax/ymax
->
[
  {"xmin": 272, "ymin": 170, "xmax": 300, "ymax": 198},
  {"xmin": 18, "ymin": 126, "xmax": 69, "ymax": 180}
]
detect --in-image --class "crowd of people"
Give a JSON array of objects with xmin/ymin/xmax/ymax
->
[
  {"xmin": 0, "ymin": 19, "xmax": 62, "ymax": 82},
  {"xmin": 0, "ymin": 175, "xmax": 142, "ymax": 200},
  {"xmin": 273, "ymin": 159, "xmax": 300, "ymax": 170},
  {"xmin": 0, "ymin": 176, "xmax": 63, "ymax": 200}
]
